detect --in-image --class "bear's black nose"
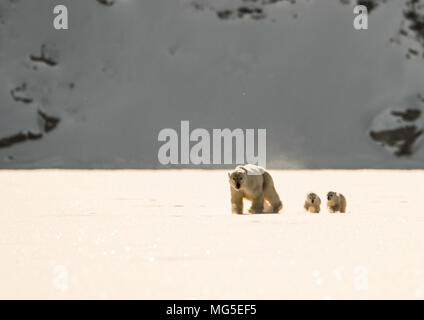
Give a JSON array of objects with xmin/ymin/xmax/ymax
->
[
  {"xmin": 236, "ymin": 183, "xmax": 240, "ymax": 189},
  {"xmin": 311, "ymin": 199, "xmax": 314, "ymax": 204},
  {"xmin": 327, "ymin": 196, "xmax": 331, "ymax": 200}
]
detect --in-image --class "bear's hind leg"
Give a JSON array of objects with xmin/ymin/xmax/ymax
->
[
  {"xmin": 249, "ymin": 194, "xmax": 264, "ymax": 214},
  {"xmin": 264, "ymin": 186, "xmax": 282, "ymax": 213},
  {"xmin": 340, "ymin": 196, "xmax": 347, "ymax": 213}
]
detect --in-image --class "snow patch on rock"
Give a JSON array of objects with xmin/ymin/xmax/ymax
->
[{"xmin": 369, "ymin": 103, "xmax": 424, "ymax": 156}]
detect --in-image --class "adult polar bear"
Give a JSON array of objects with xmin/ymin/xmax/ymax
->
[{"xmin": 228, "ymin": 164, "xmax": 282, "ymax": 214}]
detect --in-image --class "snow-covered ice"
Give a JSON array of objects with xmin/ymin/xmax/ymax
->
[{"xmin": 0, "ymin": 170, "xmax": 423, "ymax": 299}]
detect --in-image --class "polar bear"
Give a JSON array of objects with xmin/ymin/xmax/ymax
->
[
  {"xmin": 326, "ymin": 191, "xmax": 347, "ymax": 213},
  {"xmin": 304, "ymin": 192, "xmax": 321, "ymax": 213},
  {"xmin": 228, "ymin": 164, "xmax": 282, "ymax": 214}
]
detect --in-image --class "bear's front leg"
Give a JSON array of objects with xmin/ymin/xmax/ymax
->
[
  {"xmin": 271, "ymin": 200, "xmax": 283, "ymax": 213},
  {"xmin": 328, "ymin": 206, "xmax": 337, "ymax": 213},
  {"xmin": 231, "ymin": 188, "xmax": 243, "ymax": 214},
  {"xmin": 308, "ymin": 206, "xmax": 317, "ymax": 213},
  {"xmin": 249, "ymin": 194, "xmax": 264, "ymax": 214}
]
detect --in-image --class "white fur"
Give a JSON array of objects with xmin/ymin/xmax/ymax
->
[{"xmin": 242, "ymin": 164, "xmax": 265, "ymax": 176}]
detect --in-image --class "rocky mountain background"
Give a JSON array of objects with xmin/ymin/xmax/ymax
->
[{"xmin": 0, "ymin": 0, "xmax": 423, "ymax": 169}]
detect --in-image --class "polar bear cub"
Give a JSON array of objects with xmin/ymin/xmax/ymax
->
[
  {"xmin": 304, "ymin": 192, "xmax": 321, "ymax": 213},
  {"xmin": 326, "ymin": 191, "xmax": 347, "ymax": 213},
  {"xmin": 228, "ymin": 164, "xmax": 282, "ymax": 214}
]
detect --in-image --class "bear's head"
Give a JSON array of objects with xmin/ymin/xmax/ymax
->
[
  {"xmin": 306, "ymin": 192, "xmax": 318, "ymax": 204},
  {"xmin": 228, "ymin": 170, "xmax": 247, "ymax": 191},
  {"xmin": 327, "ymin": 191, "xmax": 337, "ymax": 203}
]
